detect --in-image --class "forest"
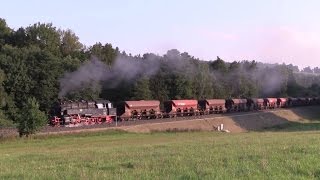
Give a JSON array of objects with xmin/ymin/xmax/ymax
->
[{"xmin": 0, "ymin": 18, "xmax": 320, "ymax": 129}]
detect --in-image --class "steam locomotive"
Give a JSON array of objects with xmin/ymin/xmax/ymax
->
[
  {"xmin": 50, "ymin": 97, "xmax": 320, "ymax": 126},
  {"xmin": 51, "ymin": 100, "xmax": 117, "ymax": 126}
]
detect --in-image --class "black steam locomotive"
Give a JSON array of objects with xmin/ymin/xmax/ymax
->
[{"xmin": 51, "ymin": 100, "xmax": 117, "ymax": 126}]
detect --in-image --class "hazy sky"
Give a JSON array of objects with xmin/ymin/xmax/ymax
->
[{"xmin": 1, "ymin": 0, "xmax": 320, "ymax": 68}]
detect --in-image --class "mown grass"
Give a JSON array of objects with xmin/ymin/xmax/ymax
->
[{"xmin": 1, "ymin": 129, "xmax": 320, "ymax": 179}]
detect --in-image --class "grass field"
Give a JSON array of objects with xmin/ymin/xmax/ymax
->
[{"xmin": 1, "ymin": 127, "xmax": 320, "ymax": 179}]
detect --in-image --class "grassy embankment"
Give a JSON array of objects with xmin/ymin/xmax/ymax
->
[{"xmin": 1, "ymin": 126, "xmax": 320, "ymax": 179}]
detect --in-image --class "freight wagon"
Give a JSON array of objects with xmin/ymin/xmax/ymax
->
[{"xmin": 117, "ymin": 100, "xmax": 161, "ymax": 120}]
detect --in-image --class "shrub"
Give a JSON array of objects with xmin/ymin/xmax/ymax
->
[{"xmin": 17, "ymin": 97, "xmax": 47, "ymax": 137}]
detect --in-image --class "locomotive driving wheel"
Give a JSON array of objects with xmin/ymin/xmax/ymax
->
[{"xmin": 97, "ymin": 117, "xmax": 102, "ymax": 124}]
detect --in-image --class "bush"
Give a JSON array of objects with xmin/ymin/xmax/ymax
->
[
  {"xmin": 17, "ymin": 97, "xmax": 47, "ymax": 137},
  {"xmin": 0, "ymin": 119, "xmax": 14, "ymax": 127},
  {"xmin": 0, "ymin": 109, "xmax": 14, "ymax": 127}
]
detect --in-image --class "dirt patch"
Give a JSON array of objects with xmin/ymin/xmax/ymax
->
[{"xmin": 118, "ymin": 107, "xmax": 320, "ymax": 133}]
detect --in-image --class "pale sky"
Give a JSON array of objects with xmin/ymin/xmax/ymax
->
[{"xmin": 1, "ymin": 0, "xmax": 320, "ymax": 68}]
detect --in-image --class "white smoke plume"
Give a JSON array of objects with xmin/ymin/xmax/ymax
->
[
  {"xmin": 58, "ymin": 57, "xmax": 108, "ymax": 97},
  {"xmin": 58, "ymin": 55, "xmax": 162, "ymax": 97},
  {"xmin": 59, "ymin": 50, "xmax": 295, "ymax": 99}
]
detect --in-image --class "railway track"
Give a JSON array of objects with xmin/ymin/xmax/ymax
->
[{"xmin": 0, "ymin": 107, "xmax": 312, "ymax": 137}]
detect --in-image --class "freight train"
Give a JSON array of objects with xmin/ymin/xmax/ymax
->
[{"xmin": 50, "ymin": 97, "xmax": 320, "ymax": 126}]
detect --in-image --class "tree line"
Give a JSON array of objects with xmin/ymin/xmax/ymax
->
[{"xmin": 0, "ymin": 18, "xmax": 320, "ymax": 135}]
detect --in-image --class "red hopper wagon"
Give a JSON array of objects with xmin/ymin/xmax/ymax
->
[
  {"xmin": 117, "ymin": 100, "xmax": 161, "ymax": 120},
  {"xmin": 164, "ymin": 100, "xmax": 199, "ymax": 117},
  {"xmin": 198, "ymin": 99, "xmax": 226, "ymax": 114},
  {"xmin": 277, "ymin": 98, "xmax": 288, "ymax": 108},
  {"xmin": 225, "ymin": 99, "xmax": 247, "ymax": 112},
  {"xmin": 264, "ymin": 98, "xmax": 277, "ymax": 109},
  {"xmin": 247, "ymin": 98, "xmax": 265, "ymax": 110}
]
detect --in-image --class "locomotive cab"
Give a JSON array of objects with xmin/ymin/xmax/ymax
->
[
  {"xmin": 96, "ymin": 101, "xmax": 113, "ymax": 109},
  {"xmin": 95, "ymin": 100, "xmax": 117, "ymax": 116}
]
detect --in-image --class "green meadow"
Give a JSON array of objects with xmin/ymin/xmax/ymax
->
[{"xmin": 1, "ymin": 127, "xmax": 320, "ymax": 179}]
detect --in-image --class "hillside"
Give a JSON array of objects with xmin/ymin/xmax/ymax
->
[{"xmin": 118, "ymin": 106, "xmax": 320, "ymax": 133}]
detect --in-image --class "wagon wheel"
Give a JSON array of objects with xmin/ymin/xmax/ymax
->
[
  {"xmin": 105, "ymin": 116, "xmax": 112, "ymax": 124},
  {"xmin": 188, "ymin": 108, "xmax": 193, "ymax": 116},
  {"xmin": 177, "ymin": 108, "xmax": 182, "ymax": 117},
  {"xmin": 87, "ymin": 118, "xmax": 92, "ymax": 125},
  {"xmin": 210, "ymin": 108, "xmax": 213, "ymax": 114},
  {"xmin": 72, "ymin": 117, "xmax": 78, "ymax": 125},
  {"xmin": 77, "ymin": 118, "xmax": 82, "ymax": 124},
  {"xmin": 149, "ymin": 109, "xmax": 155, "ymax": 119},
  {"xmin": 91, "ymin": 118, "xmax": 96, "ymax": 124},
  {"xmin": 84, "ymin": 118, "xmax": 89, "ymax": 125},
  {"xmin": 97, "ymin": 117, "xmax": 102, "ymax": 124}
]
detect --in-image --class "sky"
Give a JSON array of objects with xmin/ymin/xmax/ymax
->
[{"xmin": 1, "ymin": 0, "xmax": 320, "ymax": 68}]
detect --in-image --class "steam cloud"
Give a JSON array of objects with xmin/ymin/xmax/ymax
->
[
  {"xmin": 59, "ymin": 55, "xmax": 161, "ymax": 97},
  {"xmin": 210, "ymin": 63, "xmax": 287, "ymax": 98},
  {"xmin": 59, "ymin": 52, "xmax": 291, "ymax": 99},
  {"xmin": 58, "ymin": 57, "xmax": 107, "ymax": 97}
]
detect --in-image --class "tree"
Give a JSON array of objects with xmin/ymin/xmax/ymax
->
[
  {"xmin": 60, "ymin": 29, "xmax": 84, "ymax": 57},
  {"xmin": 0, "ymin": 18, "xmax": 11, "ymax": 47},
  {"xmin": 89, "ymin": 43, "xmax": 117, "ymax": 65},
  {"xmin": 149, "ymin": 73, "xmax": 169, "ymax": 102},
  {"xmin": 0, "ymin": 45, "xmax": 34, "ymax": 109},
  {"xmin": 0, "ymin": 68, "xmax": 12, "ymax": 127},
  {"xmin": 229, "ymin": 61, "xmax": 240, "ymax": 71},
  {"xmin": 302, "ymin": 66, "xmax": 313, "ymax": 73},
  {"xmin": 165, "ymin": 49, "xmax": 180, "ymax": 60},
  {"xmin": 166, "ymin": 74, "xmax": 193, "ymax": 99},
  {"xmin": 17, "ymin": 97, "xmax": 47, "ymax": 137},
  {"xmin": 192, "ymin": 63, "xmax": 214, "ymax": 99},
  {"xmin": 210, "ymin": 56, "xmax": 227, "ymax": 73},
  {"xmin": 287, "ymin": 64, "xmax": 299, "ymax": 73},
  {"xmin": 313, "ymin": 67, "xmax": 320, "ymax": 74},
  {"xmin": 27, "ymin": 50, "xmax": 64, "ymax": 112},
  {"xmin": 132, "ymin": 77, "xmax": 152, "ymax": 100},
  {"xmin": 9, "ymin": 27, "xmax": 28, "ymax": 47},
  {"xmin": 0, "ymin": 45, "xmax": 64, "ymax": 113},
  {"xmin": 25, "ymin": 23, "xmax": 61, "ymax": 56}
]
